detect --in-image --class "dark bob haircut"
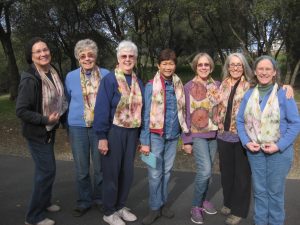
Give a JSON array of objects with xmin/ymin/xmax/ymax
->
[
  {"xmin": 25, "ymin": 37, "xmax": 49, "ymax": 64},
  {"xmin": 158, "ymin": 49, "xmax": 177, "ymax": 65}
]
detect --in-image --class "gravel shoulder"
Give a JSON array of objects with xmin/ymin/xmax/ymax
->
[{"xmin": 1, "ymin": 120, "xmax": 299, "ymax": 179}]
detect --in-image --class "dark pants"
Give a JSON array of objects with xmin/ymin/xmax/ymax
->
[
  {"xmin": 25, "ymin": 139, "xmax": 56, "ymax": 224},
  {"xmin": 218, "ymin": 139, "xmax": 251, "ymax": 218},
  {"xmin": 102, "ymin": 125, "xmax": 139, "ymax": 216}
]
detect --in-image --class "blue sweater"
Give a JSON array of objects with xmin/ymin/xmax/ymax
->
[
  {"xmin": 236, "ymin": 87, "xmax": 300, "ymax": 152},
  {"xmin": 93, "ymin": 71, "xmax": 145, "ymax": 140},
  {"xmin": 65, "ymin": 67, "xmax": 110, "ymax": 127},
  {"xmin": 140, "ymin": 80, "xmax": 181, "ymax": 146}
]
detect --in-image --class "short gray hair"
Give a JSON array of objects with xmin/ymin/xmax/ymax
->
[
  {"xmin": 116, "ymin": 40, "xmax": 138, "ymax": 58},
  {"xmin": 191, "ymin": 52, "xmax": 215, "ymax": 73},
  {"xmin": 250, "ymin": 55, "xmax": 281, "ymax": 87},
  {"xmin": 222, "ymin": 53, "xmax": 253, "ymax": 81},
  {"xmin": 74, "ymin": 39, "xmax": 98, "ymax": 60}
]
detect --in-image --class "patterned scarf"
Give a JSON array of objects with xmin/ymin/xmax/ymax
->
[
  {"xmin": 149, "ymin": 72, "xmax": 188, "ymax": 134},
  {"xmin": 218, "ymin": 76, "xmax": 249, "ymax": 133},
  {"xmin": 80, "ymin": 67, "xmax": 101, "ymax": 127},
  {"xmin": 244, "ymin": 83, "xmax": 280, "ymax": 144},
  {"xmin": 38, "ymin": 66, "xmax": 68, "ymax": 131},
  {"xmin": 113, "ymin": 69, "xmax": 143, "ymax": 128},
  {"xmin": 189, "ymin": 77, "xmax": 220, "ymax": 133}
]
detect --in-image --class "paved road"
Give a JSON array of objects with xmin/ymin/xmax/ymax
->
[{"xmin": 1, "ymin": 154, "xmax": 299, "ymax": 225}]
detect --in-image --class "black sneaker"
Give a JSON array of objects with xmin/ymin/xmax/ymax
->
[
  {"xmin": 142, "ymin": 210, "xmax": 161, "ymax": 225},
  {"xmin": 161, "ymin": 205, "xmax": 175, "ymax": 218},
  {"xmin": 72, "ymin": 207, "xmax": 90, "ymax": 217}
]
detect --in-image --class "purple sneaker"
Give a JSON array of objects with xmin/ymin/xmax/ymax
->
[
  {"xmin": 202, "ymin": 200, "xmax": 217, "ymax": 215},
  {"xmin": 191, "ymin": 206, "xmax": 204, "ymax": 224}
]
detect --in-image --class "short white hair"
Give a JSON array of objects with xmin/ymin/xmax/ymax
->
[{"xmin": 116, "ymin": 40, "xmax": 138, "ymax": 58}]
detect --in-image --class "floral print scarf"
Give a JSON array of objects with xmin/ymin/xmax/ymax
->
[
  {"xmin": 149, "ymin": 71, "xmax": 189, "ymax": 133},
  {"xmin": 189, "ymin": 77, "xmax": 220, "ymax": 133},
  {"xmin": 38, "ymin": 66, "xmax": 68, "ymax": 131},
  {"xmin": 113, "ymin": 69, "xmax": 143, "ymax": 128},
  {"xmin": 218, "ymin": 76, "xmax": 249, "ymax": 133},
  {"xmin": 80, "ymin": 67, "xmax": 101, "ymax": 127},
  {"xmin": 244, "ymin": 83, "xmax": 280, "ymax": 144}
]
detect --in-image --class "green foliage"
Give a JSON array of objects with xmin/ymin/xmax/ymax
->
[{"xmin": 0, "ymin": 95, "xmax": 15, "ymax": 120}]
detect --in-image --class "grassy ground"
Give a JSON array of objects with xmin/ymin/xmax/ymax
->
[{"xmin": 1, "ymin": 93, "xmax": 299, "ymax": 178}]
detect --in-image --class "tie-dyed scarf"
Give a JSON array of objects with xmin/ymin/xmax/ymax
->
[{"xmin": 113, "ymin": 69, "xmax": 143, "ymax": 128}]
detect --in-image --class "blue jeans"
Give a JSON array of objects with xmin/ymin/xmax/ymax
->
[
  {"xmin": 69, "ymin": 126, "xmax": 103, "ymax": 208},
  {"xmin": 147, "ymin": 134, "xmax": 178, "ymax": 210},
  {"xmin": 26, "ymin": 139, "xmax": 56, "ymax": 224},
  {"xmin": 192, "ymin": 138, "xmax": 217, "ymax": 206},
  {"xmin": 247, "ymin": 147, "xmax": 293, "ymax": 225}
]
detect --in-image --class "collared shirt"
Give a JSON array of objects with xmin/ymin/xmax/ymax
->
[{"xmin": 140, "ymin": 80, "xmax": 180, "ymax": 146}]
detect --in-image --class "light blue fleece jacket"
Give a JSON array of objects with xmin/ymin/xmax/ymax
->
[
  {"xmin": 65, "ymin": 67, "xmax": 110, "ymax": 127},
  {"xmin": 236, "ymin": 86, "xmax": 300, "ymax": 152}
]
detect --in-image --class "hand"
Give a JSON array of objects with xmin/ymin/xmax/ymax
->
[
  {"xmin": 282, "ymin": 85, "xmax": 294, "ymax": 99},
  {"xmin": 246, "ymin": 142, "xmax": 260, "ymax": 152},
  {"xmin": 98, "ymin": 139, "xmax": 109, "ymax": 155},
  {"xmin": 140, "ymin": 145, "xmax": 150, "ymax": 155},
  {"xmin": 48, "ymin": 112, "xmax": 60, "ymax": 124},
  {"xmin": 261, "ymin": 143, "xmax": 279, "ymax": 154},
  {"xmin": 183, "ymin": 144, "xmax": 193, "ymax": 154}
]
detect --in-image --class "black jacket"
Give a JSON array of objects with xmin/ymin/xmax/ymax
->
[{"xmin": 16, "ymin": 65, "xmax": 65, "ymax": 143}]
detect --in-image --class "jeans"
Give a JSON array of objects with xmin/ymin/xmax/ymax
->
[
  {"xmin": 247, "ymin": 147, "xmax": 293, "ymax": 225},
  {"xmin": 147, "ymin": 134, "xmax": 178, "ymax": 210},
  {"xmin": 69, "ymin": 126, "xmax": 103, "ymax": 208},
  {"xmin": 192, "ymin": 137, "xmax": 217, "ymax": 206},
  {"xmin": 25, "ymin": 139, "xmax": 56, "ymax": 224}
]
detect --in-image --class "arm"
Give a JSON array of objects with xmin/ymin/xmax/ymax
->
[
  {"xmin": 139, "ymin": 83, "xmax": 152, "ymax": 154},
  {"xmin": 276, "ymin": 91, "xmax": 300, "ymax": 151},
  {"xmin": 181, "ymin": 82, "xmax": 193, "ymax": 144},
  {"xmin": 16, "ymin": 77, "xmax": 48, "ymax": 125}
]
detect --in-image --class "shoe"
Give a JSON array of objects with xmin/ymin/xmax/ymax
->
[
  {"xmin": 161, "ymin": 205, "xmax": 174, "ymax": 218},
  {"xmin": 72, "ymin": 207, "xmax": 90, "ymax": 217},
  {"xmin": 142, "ymin": 209, "xmax": 161, "ymax": 225},
  {"xmin": 103, "ymin": 213, "xmax": 125, "ymax": 225},
  {"xmin": 225, "ymin": 214, "xmax": 242, "ymax": 225},
  {"xmin": 190, "ymin": 206, "xmax": 204, "ymax": 224},
  {"xmin": 202, "ymin": 200, "xmax": 217, "ymax": 215},
  {"xmin": 117, "ymin": 207, "xmax": 137, "ymax": 222},
  {"xmin": 96, "ymin": 203, "xmax": 104, "ymax": 213},
  {"xmin": 25, "ymin": 218, "xmax": 55, "ymax": 225},
  {"xmin": 46, "ymin": 204, "xmax": 61, "ymax": 212},
  {"xmin": 220, "ymin": 206, "xmax": 231, "ymax": 216}
]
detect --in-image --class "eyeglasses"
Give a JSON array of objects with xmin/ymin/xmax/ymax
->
[
  {"xmin": 32, "ymin": 48, "xmax": 50, "ymax": 55},
  {"xmin": 120, "ymin": 54, "xmax": 135, "ymax": 60},
  {"xmin": 229, "ymin": 63, "xmax": 243, "ymax": 69},
  {"xmin": 79, "ymin": 53, "xmax": 95, "ymax": 60},
  {"xmin": 197, "ymin": 63, "xmax": 210, "ymax": 68}
]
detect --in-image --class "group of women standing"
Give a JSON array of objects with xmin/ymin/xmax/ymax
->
[{"xmin": 16, "ymin": 37, "xmax": 300, "ymax": 225}]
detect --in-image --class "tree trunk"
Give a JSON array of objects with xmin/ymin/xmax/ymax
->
[
  {"xmin": 290, "ymin": 59, "xmax": 300, "ymax": 86},
  {"xmin": 0, "ymin": 34, "xmax": 19, "ymax": 100}
]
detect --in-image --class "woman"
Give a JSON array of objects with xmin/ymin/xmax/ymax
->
[
  {"xmin": 93, "ymin": 40, "xmax": 144, "ymax": 225},
  {"xmin": 182, "ymin": 53, "xmax": 220, "ymax": 224},
  {"xmin": 16, "ymin": 37, "xmax": 68, "ymax": 225},
  {"xmin": 217, "ymin": 53, "xmax": 253, "ymax": 225},
  {"xmin": 65, "ymin": 39, "xmax": 110, "ymax": 217},
  {"xmin": 236, "ymin": 55, "xmax": 300, "ymax": 225},
  {"xmin": 140, "ymin": 49, "xmax": 188, "ymax": 225}
]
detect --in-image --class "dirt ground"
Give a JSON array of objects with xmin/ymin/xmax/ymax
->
[{"xmin": 1, "ymin": 119, "xmax": 299, "ymax": 179}]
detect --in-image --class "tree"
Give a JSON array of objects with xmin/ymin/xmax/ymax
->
[{"xmin": 0, "ymin": 0, "xmax": 20, "ymax": 100}]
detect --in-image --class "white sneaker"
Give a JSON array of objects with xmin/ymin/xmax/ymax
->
[
  {"xmin": 117, "ymin": 207, "xmax": 137, "ymax": 222},
  {"xmin": 103, "ymin": 213, "xmax": 125, "ymax": 225},
  {"xmin": 25, "ymin": 218, "xmax": 55, "ymax": 225},
  {"xmin": 46, "ymin": 204, "xmax": 61, "ymax": 212}
]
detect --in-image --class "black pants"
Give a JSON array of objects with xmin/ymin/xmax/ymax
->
[
  {"xmin": 217, "ymin": 139, "xmax": 251, "ymax": 218},
  {"xmin": 102, "ymin": 125, "xmax": 139, "ymax": 216}
]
